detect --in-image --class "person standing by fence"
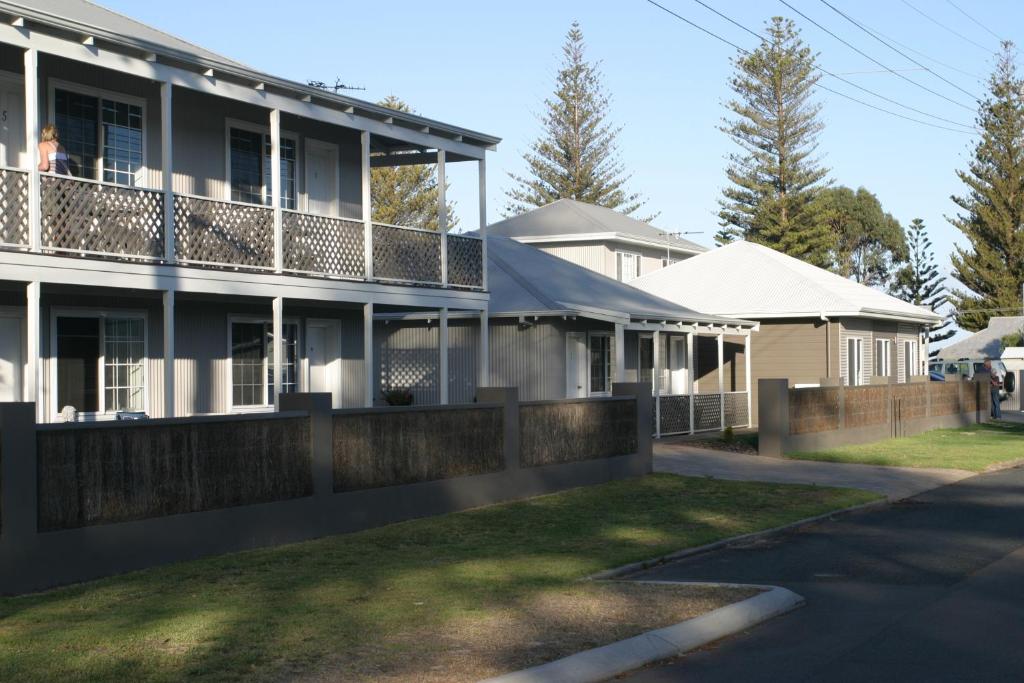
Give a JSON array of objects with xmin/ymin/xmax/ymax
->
[{"xmin": 985, "ymin": 359, "xmax": 1004, "ymax": 420}]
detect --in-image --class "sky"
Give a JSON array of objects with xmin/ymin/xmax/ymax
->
[{"xmin": 102, "ymin": 0, "xmax": 1024, "ymax": 343}]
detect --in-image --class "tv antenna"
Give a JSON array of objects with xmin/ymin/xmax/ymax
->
[{"xmin": 307, "ymin": 78, "xmax": 366, "ymax": 93}]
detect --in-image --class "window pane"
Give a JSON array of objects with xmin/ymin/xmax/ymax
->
[
  {"xmin": 54, "ymin": 89, "xmax": 99, "ymax": 179},
  {"xmin": 57, "ymin": 317, "xmax": 100, "ymax": 413},
  {"xmin": 231, "ymin": 322, "xmax": 266, "ymax": 406},
  {"xmin": 263, "ymin": 136, "xmax": 297, "ymax": 209},
  {"xmin": 590, "ymin": 335, "xmax": 610, "ymax": 394},
  {"xmin": 230, "ymin": 128, "xmax": 264, "ymax": 204},
  {"xmin": 267, "ymin": 323, "xmax": 300, "ymax": 400},
  {"xmin": 104, "ymin": 317, "xmax": 145, "ymax": 412},
  {"xmin": 639, "ymin": 337, "xmax": 653, "ymax": 385},
  {"xmin": 101, "ymin": 99, "xmax": 143, "ymax": 186}
]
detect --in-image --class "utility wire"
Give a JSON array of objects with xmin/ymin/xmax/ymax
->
[
  {"xmin": 945, "ymin": 0, "xmax": 1002, "ymax": 41},
  {"xmin": 656, "ymin": 0, "xmax": 976, "ymax": 133},
  {"xmin": 816, "ymin": 0, "xmax": 981, "ymax": 102},
  {"xmin": 900, "ymin": 0, "xmax": 996, "ymax": 54},
  {"xmin": 780, "ymin": 0, "xmax": 975, "ymax": 111},
  {"xmin": 851, "ymin": 18, "xmax": 983, "ymax": 80}
]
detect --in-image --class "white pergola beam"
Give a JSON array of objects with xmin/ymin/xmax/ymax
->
[
  {"xmin": 270, "ymin": 108, "xmax": 282, "ymax": 272},
  {"xmin": 439, "ymin": 307, "xmax": 449, "ymax": 405},
  {"xmin": 163, "ymin": 289, "xmax": 175, "ymax": 417},
  {"xmin": 363, "ymin": 302, "xmax": 374, "ymax": 407},
  {"xmin": 272, "ymin": 296, "xmax": 283, "ymax": 409},
  {"xmin": 26, "ymin": 281, "xmax": 40, "ymax": 421}
]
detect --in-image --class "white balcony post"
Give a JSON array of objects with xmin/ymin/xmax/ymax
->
[
  {"xmin": 26, "ymin": 281, "xmax": 40, "ymax": 422},
  {"xmin": 361, "ymin": 131, "xmax": 373, "ymax": 280},
  {"xmin": 718, "ymin": 331, "xmax": 725, "ymax": 431},
  {"xmin": 363, "ymin": 302, "xmax": 374, "ymax": 407},
  {"xmin": 478, "ymin": 157, "xmax": 488, "ymax": 289},
  {"xmin": 269, "ymin": 108, "xmax": 282, "ymax": 273},
  {"xmin": 439, "ymin": 307, "xmax": 449, "ymax": 404},
  {"xmin": 438, "ymin": 149, "xmax": 448, "ymax": 287},
  {"xmin": 614, "ymin": 322, "xmax": 625, "ymax": 382},
  {"xmin": 653, "ymin": 328, "xmax": 661, "ymax": 438},
  {"xmin": 477, "ymin": 307, "xmax": 489, "ymax": 390},
  {"xmin": 744, "ymin": 331, "xmax": 752, "ymax": 428},
  {"xmin": 687, "ymin": 331, "xmax": 695, "ymax": 435},
  {"xmin": 24, "ymin": 48, "xmax": 40, "ymax": 253},
  {"xmin": 162, "ymin": 289, "xmax": 175, "ymax": 417},
  {"xmin": 160, "ymin": 81, "xmax": 174, "ymax": 263},
  {"xmin": 272, "ymin": 296, "xmax": 283, "ymax": 409}
]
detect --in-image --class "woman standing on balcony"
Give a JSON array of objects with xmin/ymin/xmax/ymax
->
[{"xmin": 38, "ymin": 124, "xmax": 70, "ymax": 175}]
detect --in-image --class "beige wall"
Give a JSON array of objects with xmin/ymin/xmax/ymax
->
[{"xmin": 536, "ymin": 241, "xmax": 697, "ymax": 281}]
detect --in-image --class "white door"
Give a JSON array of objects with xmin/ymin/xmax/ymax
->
[
  {"xmin": 306, "ymin": 320, "xmax": 341, "ymax": 407},
  {"xmin": 0, "ymin": 74, "xmax": 25, "ymax": 168},
  {"xmin": 305, "ymin": 139, "xmax": 338, "ymax": 216},
  {"xmin": 670, "ymin": 336, "xmax": 688, "ymax": 394},
  {"xmin": 0, "ymin": 314, "xmax": 23, "ymax": 402},
  {"xmin": 566, "ymin": 332, "xmax": 587, "ymax": 398}
]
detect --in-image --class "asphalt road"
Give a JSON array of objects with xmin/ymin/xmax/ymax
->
[{"xmin": 621, "ymin": 465, "xmax": 1024, "ymax": 683}]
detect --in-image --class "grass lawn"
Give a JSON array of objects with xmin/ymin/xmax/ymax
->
[
  {"xmin": 788, "ymin": 420, "xmax": 1024, "ymax": 472},
  {"xmin": 0, "ymin": 474, "xmax": 876, "ymax": 683}
]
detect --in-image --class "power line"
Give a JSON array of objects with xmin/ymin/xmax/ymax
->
[
  {"xmin": 850, "ymin": 18, "xmax": 984, "ymax": 81},
  {"xmin": 835, "ymin": 67, "xmax": 925, "ymax": 76},
  {"xmin": 900, "ymin": 0, "xmax": 996, "ymax": 54},
  {"xmin": 652, "ymin": 0, "xmax": 976, "ymax": 133},
  {"xmin": 816, "ymin": 0, "xmax": 981, "ymax": 102},
  {"xmin": 779, "ymin": 0, "xmax": 975, "ymax": 111},
  {"xmin": 945, "ymin": 0, "xmax": 1002, "ymax": 41}
]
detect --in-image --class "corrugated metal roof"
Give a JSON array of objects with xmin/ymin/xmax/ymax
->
[
  {"xmin": 486, "ymin": 235, "xmax": 748, "ymax": 326},
  {"xmin": 487, "ymin": 199, "xmax": 708, "ymax": 253},
  {"xmin": 934, "ymin": 317, "xmax": 1024, "ymax": 360},
  {"xmin": 630, "ymin": 240, "xmax": 943, "ymax": 324}
]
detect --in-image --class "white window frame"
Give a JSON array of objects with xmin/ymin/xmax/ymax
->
[
  {"xmin": 903, "ymin": 339, "xmax": 918, "ymax": 383},
  {"xmin": 846, "ymin": 337, "xmax": 864, "ymax": 387},
  {"xmin": 588, "ymin": 331, "xmax": 613, "ymax": 396},
  {"xmin": 615, "ymin": 250, "xmax": 641, "ymax": 282},
  {"xmin": 226, "ymin": 314, "xmax": 302, "ymax": 412},
  {"xmin": 47, "ymin": 78, "xmax": 149, "ymax": 186},
  {"xmin": 874, "ymin": 338, "xmax": 892, "ymax": 378},
  {"xmin": 49, "ymin": 308, "xmax": 149, "ymax": 421},
  {"xmin": 224, "ymin": 117, "xmax": 299, "ymax": 208}
]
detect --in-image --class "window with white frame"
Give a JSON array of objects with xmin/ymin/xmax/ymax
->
[
  {"xmin": 53, "ymin": 87, "xmax": 144, "ymax": 185},
  {"xmin": 616, "ymin": 251, "xmax": 641, "ymax": 282},
  {"xmin": 874, "ymin": 338, "xmax": 892, "ymax": 377},
  {"xmin": 903, "ymin": 340, "xmax": 918, "ymax": 382},
  {"xmin": 230, "ymin": 320, "xmax": 299, "ymax": 407},
  {"xmin": 228, "ymin": 126, "xmax": 297, "ymax": 209},
  {"xmin": 55, "ymin": 314, "xmax": 145, "ymax": 415},
  {"xmin": 846, "ymin": 337, "xmax": 864, "ymax": 386},
  {"xmin": 589, "ymin": 333, "xmax": 612, "ymax": 395}
]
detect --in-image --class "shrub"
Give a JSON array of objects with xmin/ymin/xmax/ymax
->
[{"xmin": 382, "ymin": 388, "xmax": 414, "ymax": 406}]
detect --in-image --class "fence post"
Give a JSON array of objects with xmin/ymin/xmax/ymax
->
[
  {"xmin": 758, "ymin": 379, "xmax": 789, "ymax": 457},
  {"xmin": 614, "ymin": 382, "xmax": 652, "ymax": 473},
  {"xmin": 279, "ymin": 393, "xmax": 333, "ymax": 497},
  {"xmin": 0, "ymin": 403, "xmax": 38, "ymax": 543},
  {"xmin": 478, "ymin": 387, "xmax": 519, "ymax": 471}
]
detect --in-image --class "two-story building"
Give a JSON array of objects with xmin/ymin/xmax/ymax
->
[{"xmin": 0, "ymin": 0, "xmax": 496, "ymax": 421}]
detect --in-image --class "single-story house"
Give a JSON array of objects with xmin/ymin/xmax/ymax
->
[
  {"xmin": 932, "ymin": 316, "xmax": 1024, "ymax": 363},
  {"xmin": 629, "ymin": 241, "xmax": 944, "ymax": 423}
]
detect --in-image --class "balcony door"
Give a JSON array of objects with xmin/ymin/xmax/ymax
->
[
  {"xmin": 0, "ymin": 72, "xmax": 25, "ymax": 168},
  {"xmin": 0, "ymin": 309, "xmax": 23, "ymax": 402},
  {"xmin": 304, "ymin": 138, "xmax": 339, "ymax": 216},
  {"xmin": 306, "ymin": 319, "xmax": 341, "ymax": 408}
]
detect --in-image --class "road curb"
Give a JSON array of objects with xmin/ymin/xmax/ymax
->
[
  {"xmin": 585, "ymin": 498, "xmax": 889, "ymax": 581},
  {"xmin": 477, "ymin": 584, "xmax": 804, "ymax": 683}
]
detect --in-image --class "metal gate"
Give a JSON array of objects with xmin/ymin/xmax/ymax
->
[{"xmin": 1004, "ymin": 370, "xmax": 1022, "ymax": 412}]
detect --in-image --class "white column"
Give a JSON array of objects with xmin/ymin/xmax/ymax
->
[
  {"xmin": 614, "ymin": 323, "xmax": 625, "ymax": 381},
  {"xmin": 439, "ymin": 307, "xmax": 449, "ymax": 405},
  {"xmin": 269, "ymin": 109, "xmax": 282, "ymax": 273},
  {"xmin": 478, "ymin": 157, "xmax": 488, "ymax": 290},
  {"xmin": 438, "ymin": 149, "xmax": 448, "ymax": 287},
  {"xmin": 162, "ymin": 290, "xmax": 175, "ymax": 418},
  {"xmin": 363, "ymin": 302, "xmax": 374, "ymax": 407},
  {"xmin": 361, "ymin": 131, "xmax": 373, "ymax": 280},
  {"xmin": 477, "ymin": 308, "xmax": 489, "ymax": 389},
  {"xmin": 26, "ymin": 282, "xmax": 40, "ymax": 421},
  {"xmin": 744, "ymin": 332, "xmax": 753, "ymax": 428},
  {"xmin": 24, "ymin": 48, "xmax": 40, "ymax": 253},
  {"xmin": 718, "ymin": 332, "xmax": 725, "ymax": 430},
  {"xmin": 653, "ymin": 328, "xmax": 661, "ymax": 438},
  {"xmin": 160, "ymin": 82, "xmax": 174, "ymax": 263},
  {"xmin": 272, "ymin": 296, "xmax": 283, "ymax": 409},
  {"xmin": 687, "ymin": 331, "xmax": 695, "ymax": 435}
]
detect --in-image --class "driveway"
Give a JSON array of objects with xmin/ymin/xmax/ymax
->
[
  {"xmin": 655, "ymin": 442, "xmax": 973, "ymax": 500},
  {"xmin": 621, "ymin": 465, "xmax": 1024, "ymax": 683}
]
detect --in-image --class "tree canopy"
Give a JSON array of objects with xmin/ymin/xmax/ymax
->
[
  {"xmin": 892, "ymin": 218, "xmax": 955, "ymax": 353},
  {"xmin": 814, "ymin": 186, "xmax": 907, "ymax": 289}
]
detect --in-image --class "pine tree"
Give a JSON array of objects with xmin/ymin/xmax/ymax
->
[
  {"xmin": 948, "ymin": 41, "xmax": 1024, "ymax": 332},
  {"xmin": 892, "ymin": 219, "xmax": 955, "ymax": 354},
  {"xmin": 814, "ymin": 186, "xmax": 907, "ymax": 288},
  {"xmin": 717, "ymin": 17, "xmax": 832, "ymax": 267},
  {"xmin": 371, "ymin": 96, "xmax": 456, "ymax": 230},
  {"xmin": 504, "ymin": 22, "xmax": 648, "ymax": 217}
]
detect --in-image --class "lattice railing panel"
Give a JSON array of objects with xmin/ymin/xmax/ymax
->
[
  {"xmin": 41, "ymin": 175, "xmax": 164, "ymax": 259},
  {"xmin": 0, "ymin": 168, "xmax": 28, "ymax": 247},
  {"xmin": 724, "ymin": 392, "xmax": 749, "ymax": 427},
  {"xmin": 658, "ymin": 394, "xmax": 691, "ymax": 435},
  {"xmin": 173, "ymin": 195, "xmax": 274, "ymax": 269},
  {"xmin": 693, "ymin": 393, "xmax": 722, "ymax": 432},
  {"xmin": 447, "ymin": 234, "xmax": 484, "ymax": 288},
  {"xmin": 282, "ymin": 211, "xmax": 365, "ymax": 278},
  {"xmin": 372, "ymin": 223, "xmax": 441, "ymax": 284}
]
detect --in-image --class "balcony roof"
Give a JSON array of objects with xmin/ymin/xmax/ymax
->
[{"xmin": 0, "ymin": 0, "xmax": 501, "ymax": 152}]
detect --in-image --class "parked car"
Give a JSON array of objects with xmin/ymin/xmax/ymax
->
[
  {"xmin": 929, "ymin": 358, "xmax": 1015, "ymax": 400},
  {"xmin": 929, "ymin": 370, "xmax": 945, "ymax": 382}
]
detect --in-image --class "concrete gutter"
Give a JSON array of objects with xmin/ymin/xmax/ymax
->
[{"xmin": 478, "ymin": 583, "xmax": 804, "ymax": 683}]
